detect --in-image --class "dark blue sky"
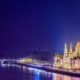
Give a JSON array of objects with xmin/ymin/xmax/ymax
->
[{"xmin": 0, "ymin": 0, "xmax": 80, "ymax": 52}]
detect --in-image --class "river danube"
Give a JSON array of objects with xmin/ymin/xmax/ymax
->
[{"xmin": 0, "ymin": 64, "xmax": 80, "ymax": 80}]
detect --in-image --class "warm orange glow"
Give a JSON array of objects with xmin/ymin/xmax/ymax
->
[{"xmin": 54, "ymin": 41, "xmax": 80, "ymax": 70}]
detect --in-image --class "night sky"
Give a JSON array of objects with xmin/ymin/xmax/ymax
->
[{"xmin": 0, "ymin": 0, "xmax": 80, "ymax": 52}]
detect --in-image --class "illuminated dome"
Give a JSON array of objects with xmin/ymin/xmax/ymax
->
[{"xmin": 76, "ymin": 41, "xmax": 80, "ymax": 47}]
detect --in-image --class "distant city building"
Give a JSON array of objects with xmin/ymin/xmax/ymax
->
[
  {"xmin": 54, "ymin": 41, "xmax": 80, "ymax": 69},
  {"xmin": 30, "ymin": 50, "xmax": 54, "ymax": 63}
]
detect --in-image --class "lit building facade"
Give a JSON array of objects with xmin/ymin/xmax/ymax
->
[{"xmin": 54, "ymin": 41, "xmax": 80, "ymax": 70}]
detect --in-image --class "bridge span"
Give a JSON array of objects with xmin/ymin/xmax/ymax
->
[{"xmin": 0, "ymin": 59, "xmax": 19, "ymax": 64}]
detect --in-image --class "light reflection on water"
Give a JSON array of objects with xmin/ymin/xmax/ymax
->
[
  {"xmin": 0, "ymin": 64, "xmax": 80, "ymax": 80},
  {"xmin": 53, "ymin": 73, "xmax": 80, "ymax": 80}
]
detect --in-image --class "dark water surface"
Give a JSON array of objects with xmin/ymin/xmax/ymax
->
[{"xmin": 0, "ymin": 64, "xmax": 80, "ymax": 80}]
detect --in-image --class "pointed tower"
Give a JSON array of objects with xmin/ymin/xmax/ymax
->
[
  {"xmin": 70, "ymin": 43, "xmax": 72, "ymax": 53},
  {"xmin": 54, "ymin": 53, "xmax": 57, "ymax": 67},
  {"xmin": 63, "ymin": 43, "xmax": 71, "ymax": 69},
  {"xmin": 69, "ymin": 43, "xmax": 73, "ymax": 58},
  {"xmin": 64, "ymin": 43, "xmax": 68, "ymax": 57}
]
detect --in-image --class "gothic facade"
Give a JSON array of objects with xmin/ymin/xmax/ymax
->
[{"xmin": 54, "ymin": 41, "xmax": 80, "ymax": 69}]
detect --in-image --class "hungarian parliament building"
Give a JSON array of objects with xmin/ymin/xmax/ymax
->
[{"xmin": 54, "ymin": 41, "xmax": 80, "ymax": 70}]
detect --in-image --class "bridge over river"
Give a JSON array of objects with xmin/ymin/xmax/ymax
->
[{"xmin": 0, "ymin": 59, "xmax": 19, "ymax": 64}]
